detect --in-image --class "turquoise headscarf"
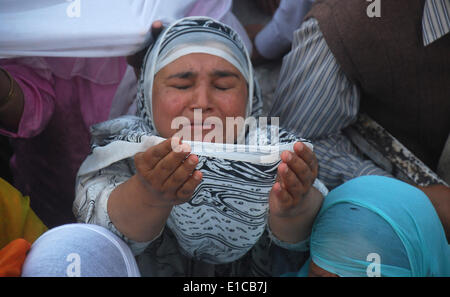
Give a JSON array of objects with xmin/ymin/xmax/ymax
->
[{"xmin": 296, "ymin": 175, "xmax": 450, "ymax": 277}]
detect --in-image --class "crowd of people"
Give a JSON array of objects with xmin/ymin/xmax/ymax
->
[{"xmin": 0, "ymin": 0, "xmax": 449, "ymax": 277}]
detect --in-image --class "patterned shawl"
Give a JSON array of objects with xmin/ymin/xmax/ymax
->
[{"xmin": 78, "ymin": 17, "xmax": 319, "ymax": 264}]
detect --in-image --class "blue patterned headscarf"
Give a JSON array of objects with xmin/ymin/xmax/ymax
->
[{"xmin": 296, "ymin": 176, "xmax": 450, "ymax": 277}]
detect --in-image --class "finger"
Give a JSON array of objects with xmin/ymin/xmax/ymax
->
[
  {"xmin": 134, "ymin": 138, "xmax": 180, "ymax": 186},
  {"xmin": 150, "ymin": 141, "xmax": 191, "ymax": 188},
  {"xmin": 151, "ymin": 20, "xmax": 164, "ymax": 39},
  {"xmin": 293, "ymin": 142, "xmax": 318, "ymax": 174},
  {"xmin": 139, "ymin": 138, "xmax": 178, "ymax": 170},
  {"xmin": 269, "ymin": 182, "xmax": 294, "ymax": 216},
  {"xmin": 134, "ymin": 147, "xmax": 164, "ymax": 180},
  {"xmin": 278, "ymin": 162, "xmax": 305, "ymax": 200},
  {"xmin": 290, "ymin": 142, "xmax": 318, "ymax": 182},
  {"xmin": 175, "ymin": 170, "xmax": 203, "ymax": 202},
  {"xmin": 280, "ymin": 150, "xmax": 314, "ymax": 189},
  {"xmin": 162, "ymin": 154, "xmax": 199, "ymax": 192}
]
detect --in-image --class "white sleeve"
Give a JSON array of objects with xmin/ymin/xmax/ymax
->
[
  {"xmin": 74, "ymin": 159, "xmax": 161, "ymax": 256},
  {"xmin": 255, "ymin": 0, "xmax": 314, "ymax": 59},
  {"xmin": 0, "ymin": 0, "xmax": 198, "ymax": 58}
]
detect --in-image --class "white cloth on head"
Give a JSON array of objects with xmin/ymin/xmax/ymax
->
[
  {"xmin": 141, "ymin": 16, "xmax": 257, "ymax": 133},
  {"xmin": 155, "ymin": 38, "xmax": 249, "ymax": 83},
  {"xmin": 0, "ymin": 0, "xmax": 196, "ymax": 58},
  {"xmin": 22, "ymin": 224, "xmax": 140, "ymax": 277}
]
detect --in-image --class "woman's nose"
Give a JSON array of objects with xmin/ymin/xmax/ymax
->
[{"xmin": 190, "ymin": 84, "xmax": 213, "ymax": 112}]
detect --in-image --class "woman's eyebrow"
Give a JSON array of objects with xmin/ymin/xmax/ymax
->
[
  {"xmin": 167, "ymin": 70, "xmax": 239, "ymax": 79},
  {"xmin": 167, "ymin": 71, "xmax": 196, "ymax": 79},
  {"xmin": 212, "ymin": 70, "xmax": 240, "ymax": 78}
]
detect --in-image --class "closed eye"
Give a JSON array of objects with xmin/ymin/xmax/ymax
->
[
  {"xmin": 167, "ymin": 71, "xmax": 195, "ymax": 90},
  {"xmin": 173, "ymin": 85, "xmax": 192, "ymax": 90},
  {"xmin": 212, "ymin": 72, "xmax": 240, "ymax": 91},
  {"xmin": 215, "ymin": 85, "xmax": 230, "ymax": 91}
]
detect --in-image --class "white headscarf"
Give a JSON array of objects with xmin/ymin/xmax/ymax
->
[{"xmin": 138, "ymin": 16, "xmax": 260, "ymax": 135}]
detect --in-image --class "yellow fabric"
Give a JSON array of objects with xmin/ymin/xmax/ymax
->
[{"xmin": 0, "ymin": 178, "xmax": 47, "ymax": 249}]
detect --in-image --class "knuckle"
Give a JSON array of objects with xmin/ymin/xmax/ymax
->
[
  {"xmin": 286, "ymin": 176, "xmax": 298, "ymax": 190},
  {"xmin": 135, "ymin": 163, "xmax": 146, "ymax": 175},
  {"xmin": 281, "ymin": 198, "xmax": 294, "ymax": 211},
  {"xmin": 134, "ymin": 152, "xmax": 146, "ymax": 167},
  {"xmin": 292, "ymin": 184, "xmax": 304, "ymax": 194},
  {"xmin": 184, "ymin": 157, "xmax": 197, "ymax": 168},
  {"xmin": 310, "ymin": 157, "xmax": 318, "ymax": 169},
  {"xmin": 298, "ymin": 164, "xmax": 309, "ymax": 176},
  {"xmin": 177, "ymin": 188, "xmax": 193, "ymax": 200},
  {"xmin": 171, "ymin": 174, "xmax": 186, "ymax": 185},
  {"xmin": 277, "ymin": 190, "xmax": 290, "ymax": 204},
  {"xmin": 159, "ymin": 162, "xmax": 173, "ymax": 172},
  {"xmin": 176, "ymin": 191, "xmax": 190, "ymax": 200},
  {"xmin": 147, "ymin": 174, "xmax": 163, "ymax": 190},
  {"xmin": 151, "ymin": 146, "xmax": 167, "ymax": 159},
  {"xmin": 296, "ymin": 166, "xmax": 307, "ymax": 177}
]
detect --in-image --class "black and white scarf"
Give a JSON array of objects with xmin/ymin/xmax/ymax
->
[{"xmin": 77, "ymin": 17, "xmax": 321, "ymax": 264}]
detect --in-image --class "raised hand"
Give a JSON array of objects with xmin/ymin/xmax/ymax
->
[
  {"xmin": 269, "ymin": 141, "xmax": 319, "ymax": 218},
  {"xmin": 134, "ymin": 137, "xmax": 202, "ymax": 208}
]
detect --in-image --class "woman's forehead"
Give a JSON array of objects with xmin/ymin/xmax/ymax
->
[{"xmin": 157, "ymin": 53, "xmax": 244, "ymax": 78}]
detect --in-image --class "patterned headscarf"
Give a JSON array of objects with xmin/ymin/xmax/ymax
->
[
  {"xmin": 80, "ymin": 17, "xmax": 322, "ymax": 265},
  {"xmin": 136, "ymin": 16, "xmax": 263, "ymax": 135}
]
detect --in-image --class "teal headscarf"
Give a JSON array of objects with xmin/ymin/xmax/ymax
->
[{"xmin": 296, "ymin": 175, "xmax": 450, "ymax": 277}]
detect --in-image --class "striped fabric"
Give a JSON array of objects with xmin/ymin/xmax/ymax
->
[
  {"xmin": 422, "ymin": 0, "xmax": 450, "ymax": 45},
  {"xmin": 269, "ymin": 18, "xmax": 390, "ymax": 188},
  {"xmin": 269, "ymin": 0, "xmax": 450, "ymax": 188}
]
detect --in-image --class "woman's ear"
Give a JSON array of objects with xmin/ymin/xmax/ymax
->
[{"xmin": 126, "ymin": 21, "xmax": 164, "ymax": 79}]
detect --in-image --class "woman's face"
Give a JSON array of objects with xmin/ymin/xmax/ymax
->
[{"xmin": 152, "ymin": 53, "xmax": 248, "ymax": 142}]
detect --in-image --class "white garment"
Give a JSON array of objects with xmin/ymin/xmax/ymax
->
[
  {"xmin": 255, "ymin": 0, "xmax": 314, "ymax": 59},
  {"xmin": 0, "ymin": 0, "xmax": 198, "ymax": 58},
  {"xmin": 77, "ymin": 134, "xmax": 315, "ymax": 177}
]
